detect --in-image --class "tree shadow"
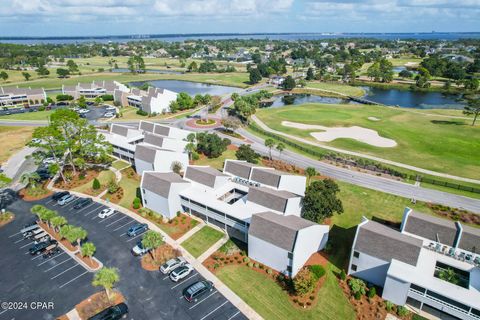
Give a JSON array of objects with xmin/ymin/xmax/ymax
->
[
  {"xmin": 430, "ymin": 120, "xmax": 465, "ymax": 126},
  {"xmin": 327, "ymin": 224, "xmax": 357, "ymax": 271}
]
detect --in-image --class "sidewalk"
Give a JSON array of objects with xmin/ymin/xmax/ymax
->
[
  {"xmin": 49, "ymin": 184, "xmax": 263, "ymax": 320},
  {"xmin": 176, "ymin": 221, "xmax": 205, "ymax": 244},
  {"xmin": 2, "ymin": 146, "xmax": 36, "ymax": 179}
]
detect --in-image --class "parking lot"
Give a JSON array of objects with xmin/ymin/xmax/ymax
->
[
  {"xmin": 0, "ymin": 104, "xmax": 114, "ymax": 122},
  {"xmin": 1, "ymin": 195, "xmax": 246, "ymax": 319}
]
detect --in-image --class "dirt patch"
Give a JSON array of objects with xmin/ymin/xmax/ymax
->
[
  {"xmin": 54, "ymin": 169, "xmax": 100, "ymax": 190},
  {"xmin": 75, "ymin": 252, "xmax": 100, "ymax": 269},
  {"xmin": 101, "ymin": 187, "xmax": 124, "ymax": 204},
  {"xmin": 19, "ymin": 181, "xmax": 53, "ymax": 201},
  {"xmin": 227, "ymin": 144, "xmax": 239, "ymax": 151},
  {"xmin": 141, "ymin": 244, "xmax": 181, "ymax": 271},
  {"xmin": 0, "ymin": 212, "xmax": 15, "ymax": 228},
  {"xmin": 75, "ymin": 290, "xmax": 125, "ymax": 320}
]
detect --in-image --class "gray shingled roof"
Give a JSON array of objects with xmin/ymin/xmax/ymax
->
[
  {"xmin": 111, "ymin": 124, "xmax": 129, "ymax": 137},
  {"xmin": 404, "ymin": 211, "xmax": 459, "ymax": 246},
  {"xmin": 139, "ymin": 121, "xmax": 155, "ymax": 133},
  {"xmin": 247, "ymin": 186, "xmax": 297, "ymax": 213},
  {"xmin": 249, "ymin": 211, "xmax": 316, "ymax": 251},
  {"xmin": 135, "ymin": 145, "xmax": 159, "ymax": 163},
  {"xmin": 185, "ymin": 166, "xmax": 227, "ymax": 188},
  {"xmin": 355, "ymin": 221, "xmax": 423, "ymax": 266},
  {"xmin": 144, "ymin": 133, "xmax": 165, "ymax": 148},
  {"xmin": 224, "ymin": 161, "xmax": 258, "ymax": 179},
  {"xmin": 251, "ymin": 168, "xmax": 290, "ymax": 188},
  {"xmin": 458, "ymin": 225, "xmax": 480, "ymax": 253},
  {"xmin": 154, "ymin": 124, "xmax": 170, "ymax": 136},
  {"xmin": 142, "ymin": 172, "xmax": 188, "ymax": 198}
]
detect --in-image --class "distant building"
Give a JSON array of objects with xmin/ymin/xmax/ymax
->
[
  {"xmin": 0, "ymin": 87, "xmax": 47, "ymax": 107},
  {"xmin": 114, "ymin": 87, "xmax": 177, "ymax": 114},
  {"xmin": 349, "ymin": 208, "xmax": 480, "ymax": 320},
  {"xmin": 62, "ymin": 80, "xmax": 129, "ymax": 99}
]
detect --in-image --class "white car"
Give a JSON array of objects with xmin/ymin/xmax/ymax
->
[
  {"xmin": 78, "ymin": 109, "xmax": 90, "ymax": 114},
  {"xmin": 132, "ymin": 241, "xmax": 151, "ymax": 256},
  {"xmin": 160, "ymin": 257, "xmax": 187, "ymax": 274},
  {"xmin": 169, "ymin": 263, "xmax": 194, "ymax": 282},
  {"xmin": 57, "ymin": 194, "xmax": 75, "ymax": 206},
  {"xmin": 105, "ymin": 106, "xmax": 116, "ymax": 111},
  {"xmin": 71, "ymin": 107, "xmax": 80, "ymax": 112},
  {"xmin": 98, "ymin": 208, "xmax": 115, "ymax": 219},
  {"xmin": 31, "ymin": 138, "xmax": 42, "ymax": 144},
  {"xmin": 43, "ymin": 157, "xmax": 56, "ymax": 165},
  {"xmin": 104, "ymin": 112, "xmax": 115, "ymax": 118}
]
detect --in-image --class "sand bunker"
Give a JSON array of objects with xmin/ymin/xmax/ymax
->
[
  {"xmin": 281, "ymin": 121, "xmax": 397, "ymax": 148},
  {"xmin": 368, "ymin": 117, "xmax": 381, "ymax": 121}
]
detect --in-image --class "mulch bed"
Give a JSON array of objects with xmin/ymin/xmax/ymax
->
[
  {"xmin": 75, "ymin": 252, "xmax": 100, "ymax": 269},
  {"xmin": 131, "ymin": 210, "xmax": 197, "ymax": 240},
  {"xmin": 19, "ymin": 181, "xmax": 53, "ymax": 201},
  {"xmin": 122, "ymin": 167, "xmax": 140, "ymax": 182},
  {"xmin": 0, "ymin": 212, "xmax": 15, "ymax": 228},
  {"xmin": 54, "ymin": 169, "xmax": 100, "ymax": 190},
  {"xmin": 261, "ymin": 158, "xmax": 305, "ymax": 175},
  {"xmin": 227, "ymin": 144, "xmax": 239, "ymax": 151},
  {"xmin": 38, "ymin": 221, "xmax": 78, "ymax": 252},
  {"xmin": 75, "ymin": 290, "xmax": 125, "ymax": 320},
  {"xmin": 141, "ymin": 244, "xmax": 181, "ymax": 271},
  {"xmin": 101, "ymin": 187, "xmax": 124, "ymax": 204},
  {"xmin": 428, "ymin": 203, "xmax": 480, "ymax": 226}
]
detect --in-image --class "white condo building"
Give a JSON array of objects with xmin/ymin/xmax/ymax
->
[
  {"xmin": 114, "ymin": 87, "xmax": 177, "ymax": 114},
  {"xmin": 62, "ymin": 80, "xmax": 129, "ymax": 99},
  {"xmin": 140, "ymin": 159, "xmax": 329, "ymax": 277},
  {"xmin": 0, "ymin": 86, "xmax": 47, "ymax": 106},
  {"xmin": 349, "ymin": 208, "xmax": 480, "ymax": 320}
]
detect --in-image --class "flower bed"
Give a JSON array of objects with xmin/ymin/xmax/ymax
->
[
  {"xmin": 54, "ymin": 169, "xmax": 100, "ymax": 190},
  {"xmin": 0, "ymin": 212, "xmax": 14, "ymax": 228},
  {"xmin": 195, "ymin": 119, "xmax": 216, "ymax": 126},
  {"xmin": 101, "ymin": 187, "xmax": 124, "ymax": 204},
  {"xmin": 75, "ymin": 290, "xmax": 125, "ymax": 320},
  {"xmin": 428, "ymin": 203, "xmax": 480, "ymax": 226},
  {"xmin": 133, "ymin": 208, "xmax": 198, "ymax": 240},
  {"xmin": 261, "ymin": 158, "xmax": 305, "ymax": 175},
  {"xmin": 141, "ymin": 244, "xmax": 181, "ymax": 271},
  {"xmin": 19, "ymin": 181, "xmax": 53, "ymax": 201}
]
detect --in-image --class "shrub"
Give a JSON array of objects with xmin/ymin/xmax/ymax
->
[
  {"xmin": 368, "ymin": 287, "xmax": 376, "ymax": 298},
  {"xmin": 107, "ymin": 180, "xmax": 119, "ymax": 194},
  {"xmin": 309, "ymin": 295, "xmax": 315, "ymax": 300},
  {"xmin": 385, "ymin": 301, "xmax": 394, "ymax": 312},
  {"xmin": 354, "ymin": 291, "xmax": 361, "ymax": 300},
  {"xmin": 132, "ymin": 197, "xmax": 141, "ymax": 209},
  {"xmin": 191, "ymin": 151, "xmax": 200, "ymax": 161},
  {"xmin": 309, "ymin": 265, "xmax": 326, "ymax": 280},
  {"xmin": 213, "ymin": 263, "xmax": 219, "ymax": 269},
  {"xmin": 348, "ymin": 278, "xmax": 367, "ymax": 296},
  {"xmin": 136, "ymin": 109, "xmax": 148, "ymax": 116},
  {"xmin": 176, "ymin": 211, "xmax": 181, "ymax": 217},
  {"xmin": 293, "ymin": 268, "xmax": 316, "ymax": 296},
  {"xmin": 277, "ymin": 274, "xmax": 285, "ymax": 281},
  {"xmin": 248, "ymin": 262, "xmax": 253, "ymax": 267},
  {"xmin": 339, "ymin": 269, "xmax": 346, "ymax": 280},
  {"xmin": 267, "ymin": 269, "xmax": 273, "ymax": 275},
  {"xmin": 254, "ymin": 263, "xmax": 259, "ymax": 268},
  {"xmin": 38, "ymin": 105, "xmax": 46, "ymax": 111},
  {"xmin": 92, "ymin": 178, "xmax": 100, "ymax": 190},
  {"xmin": 243, "ymin": 257, "xmax": 250, "ymax": 263},
  {"xmin": 397, "ymin": 306, "xmax": 409, "ymax": 317}
]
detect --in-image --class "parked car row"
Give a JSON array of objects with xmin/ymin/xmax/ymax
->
[{"xmin": 21, "ymin": 221, "xmax": 61, "ymax": 258}]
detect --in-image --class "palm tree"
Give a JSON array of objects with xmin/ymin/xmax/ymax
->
[
  {"xmin": 265, "ymin": 138, "xmax": 275, "ymax": 160},
  {"xmin": 184, "ymin": 143, "xmax": 196, "ymax": 161},
  {"xmin": 305, "ymin": 167, "xmax": 318, "ymax": 186},
  {"xmin": 439, "ymin": 268, "xmax": 460, "ymax": 285},
  {"xmin": 141, "ymin": 230, "xmax": 164, "ymax": 261},
  {"xmin": 186, "ymin": 133, "xmax": 196, "ymax": 143},
  {"xmin": 20, "ymin": 172, "xmax": 41, "ymax": 189},
  {"xmin": 51, "ymin": 216, "xmax": 67, "ymax": 232},
  {"xmin": 92, "ymin": 267, "xmax": 120, "ymax": 302},
  {"xmin": 276, "ymin": 143, "xmax": 285, "ymax": 159},
  {"xmin": 42, "ymin": 209, "xmax": 58, "ymax": 229},
  {"xmin": 59, "ymin": 224, "xmax": 75, "ymax": 241},
  {"xmin": 71, "ymin": 226, "xmax": 88, "ymax": 250},
  {"xmin": 81, "ymin": 242, "xmax": 96, "ymax": 265},
  {"xmin": 171, "ymin": 161, "xmax": 183, "ymax": 174}
]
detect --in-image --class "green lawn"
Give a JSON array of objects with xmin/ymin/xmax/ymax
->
[
  {"xmin": 111, "ymin": 160, "xmax": 130, "ymax": 171},
  {"xmin": 0, "ymin": 110, "xmax": 53, "ymax": 121},
  {"xmin": 182, "ymin": 226, "xmax": 224, "ymax": 258},
  {"xmin": 304, "ymin": 82, "xmax": 365, "ymax": 97},
  {"xmin": 72, "ymin": 170, "xmax": 115, "ymax": 194},
  {"xmin": 118, "ymin": 174, "xmax": 140, "ymax": 209},
  {"xmin": 216, "ymin": 264, "xmax": 355, "ymax": 320},
  {"xmin": 255, "ymin": 103, "xmax": 480, "ymax": 179},
  {"xmin": 193, "ymin": 148, "xmax": 238, "ymax": 170}
]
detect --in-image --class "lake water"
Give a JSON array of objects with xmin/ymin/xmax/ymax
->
[
  {"xmin": 129, "ymin": 80, "xmax": 242, "ymax": 96},
  {"xmin": 112, "ymin": 68, "xmax": 183, "ymax": 75},
  {"xmin": 362, "ymin": 87, "xmax": 465, "ymax": 109},
  {"xmin": 262, "ymin": 94, "xmax": 353, "ymax": 108}
]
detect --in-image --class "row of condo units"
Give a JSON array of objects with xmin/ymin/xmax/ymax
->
[
  {"xmin": 349, "ymin": 208, "xmax": 480, "ymax": 320},
  {"xmin": 61, "ymin": 80, "xmax": 177, "ymax": 114},
  {"xmin": 140, "ymin": 159, "xmax": 329, "ymax": 278},
  {"xmin": 102, "ymin": 120, "xmax": 190, "ymax": 174},
  {"xmin": 0, "ymin": 86, "xmax": 47, "ymax": 107}
]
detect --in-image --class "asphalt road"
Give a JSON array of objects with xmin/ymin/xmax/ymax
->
[{"xmin": 0, "ymin": 196, "xmax": 247, "ymax": 320}]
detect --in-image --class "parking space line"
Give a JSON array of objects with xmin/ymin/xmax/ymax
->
[
  {"xmin": 162, "ymin": 275, "xmax": 170, "ymax": 280},
  {"xmin": 51, "ymin": 264, "xmax": 79, "ymax": 280},
  {"xmin": 8, "ymin": 231, "xmax": 22, "ymax": 238},
  {"xmin": 105, "ymin": 215, "xmax": 126, "ymax": 227},
  {"xmin": 19, "ymin": 241, "xmax": 34, "ymax": 249},
  {"xmin": 46, "ymin": 199, "xmax": 53, "ymax": 204},
  {"xmin": 199, "ymin": 301, "xmax": 228, "ymax": 320},
  {"xmin": 76, "ymin": 202, "xmax": 96, "ymax": 213},
  {"xmin": 31, "ymin": 254, "xmax": 43, "ymax": 260},
  {"xmin": 59, "ymin": 271, "xmax": 88, "ymax": 288},
  {"xmin": 170, "ymin": 273, "xmax": 198, "ymax": 289},
  {"xmin": 99, "ymin": 212, "xmax": 119, "ymax": 223},
  {"xmin": 44, "ymin": 257, "xmax": 71, "ymax": 272},
  {"xmin": 0, "ymin": 309, "xmax": 8, "ymax": 316},
  {"xmin": 227, "ymin": 311, "xmax": 241, "ymax": 320},
  {"xmin": 14, "ymin": 237, "xmax": 27, "ymax": 244},
  {"xmin": 37, "ymin": 252, "xmax": 65, "ymax": 266},
  {"xmin": 91, "ymin": 215, "xmax": 100, "ymax": 220},
  {"xmin": 189, "ymin": 291, "xmax": 218, "ymax": 310},
  {"xmin": 84, "ymin": 204, "xmax": 103, "ymax": 216},
  {"xmin": 113, "ymin": 220, "xmax": 135, "ymax": 231},
  {"xmin": 126, "ymin": 233, "xmax": 144, "ymax": 242}
]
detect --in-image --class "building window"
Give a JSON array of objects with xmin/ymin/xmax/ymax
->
[
  {"xmin": 353, "ymin": 251, "xmax": 360, "ymax": 258},
  {"xmin": 286, "ymin": 265, "xmax": 292, "ymax": 272},
  {"xmin": 287, "ymin": 252, "xmax": 293, "ymax": 259},
  {"xmin": 351, "ymin": 264, "xmax": 357, "ymax": 271},
  {"xmin": 144, "ymin": 199, "xmax": 147, "ymax": 205}
]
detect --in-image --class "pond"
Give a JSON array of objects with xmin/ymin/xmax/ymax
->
[
  {"xmin": 261, "ymin": 94, "xmax": 354, "ymax": 108},
  {"xmin": 129, "ymin": 80, "xmax": 243, "ymax": 96},
  {"xmin": 112, "ymin": 68, "xmax": 183, "ymax": 75},
  {"xmin": 362, "ymin": 86, "xmax": 466, "ymax": 109}
]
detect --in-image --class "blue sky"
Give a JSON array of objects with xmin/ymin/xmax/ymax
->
[{"xmin": 1, "ymin": 0, "xmax": 479, "ymax": 37}]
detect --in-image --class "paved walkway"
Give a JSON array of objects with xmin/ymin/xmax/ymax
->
[
  {"xmin": 176, "ymin": 222, "xmax": 205, "ymax": 244},
  {"xmin": 197, "ymin": 236, "xmax": 229, "ymax": 263},
  {"xmin": 251, "ymin": 115, "xmax": 480, "ymax": 185},
  {"xmin": 2, "ymin": 146, "xmax": 36, "ymax": 179}
]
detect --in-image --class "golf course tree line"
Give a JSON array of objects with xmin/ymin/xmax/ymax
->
[
  {"xmin": 247, "ymin": 58, "xmax": 288, "ymax": 84},
  {"xmin": 28, "ymin": 109, "xmax": 112, "ymax": 183}
]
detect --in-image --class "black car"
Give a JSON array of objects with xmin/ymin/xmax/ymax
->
[
  {"xmin": 183, "ymin": 280, "xmax": 214, "ymax": 302},
  {"xmin": 29, "ymin": 240, "xmax": 57, "ymax": 255},
  {"xmin": 73, "ymin": 198, "xmax": 93, "ymax": 210},
  {"xmin": 88, "ymin": 303, "xmax": 128, "ymax": 320},
  {"xmin": 52, "ymin": 191, "xmax": 70, "ymax": 201},
  {"xmin": 36, "ymin": 170, "xmax": 52, "ymax": 180}
]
